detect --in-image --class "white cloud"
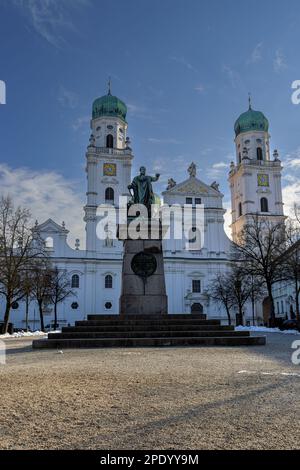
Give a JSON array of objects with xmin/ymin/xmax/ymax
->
[
  {"xmin": 11, "ymin": 0, "xmax": 90, "ymax": 48},
  {"xmin": 195, "ymin": 84, "xmax": 205, "ymax": 93},
  {"xmin": 72, "ymin": 115, "xmax": 90, "ymax": 131},
  {"xmin": 212, "ymin": 162, "xmax": 228, "ymax": 169},
  {"xmin": 147, "ymin": 137, "xmax": 182, "ymax": 145},
  {"xmin": 200, "ymin": 148, "xmax": 213, "ymax": 156},
  {"xmin": 273, "ymin": 49, "xmax": 287, "ymax": 73},
  {"xmin": 0, "ymin": 164, "xmax": 85, "ymax": 246},
  {"xmin": 222, "ymin": 64, "xmax": 241, "ymax": 89},
  {"xmin": 170, "ymin": 56, "xmax": 198, "ymax": 73},
  {"xmin": 126, "ymin": 103, "xmax": 164, "ymax": 123},
  {"xmin": 58, "ymin": 86, "xmax": 79, "ymax": 109},
  {"xmin": 223, "ymin": 200, "xmax": 232, "ymax": 239},
  {"xmin": 206, "ymin": 160, "xmax": 229, "ymax": 179},
  {"xmin": 127, "ymin": 103, "xmax": 147, "ymax": 116},
  {"xmin": 282, "ymin": 180, "xmax": 300, "ymax": 216},
  {"xmin": 285, "ymin": 158, "xmax": 300, "ymax": 169},
  {"xmin": 284, "ymin": 148, "xmax": 300, "ymax": 169},
  {"xmin": 247, "ymin": 42, "xmax": 263, "ymax": 64}
]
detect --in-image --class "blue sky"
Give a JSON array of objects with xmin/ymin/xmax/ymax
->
[{"xmin": 1, "ymin": 0, "xmax": 300, "ymax": 243}]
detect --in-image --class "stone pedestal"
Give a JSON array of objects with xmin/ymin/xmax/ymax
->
[{"xmin": 119, "ymin": 222, "xmax": 168, "ymax": 316}]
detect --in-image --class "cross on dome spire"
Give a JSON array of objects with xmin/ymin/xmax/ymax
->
[
  {"xmin": 107, "ymin": 76, "xmax": 112, "ymax": 95},
  {"xmin": 248, "ymin": 92, "xmax": 252, "ymax": 110}
]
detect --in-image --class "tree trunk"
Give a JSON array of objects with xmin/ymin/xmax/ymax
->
[
  {"xmin": 25, "ymin": 294, "xmax": 29, "ymax": 332},
  {"xmin": 236, "ymin": 303, "xmax": 244, "ymax": 326},
  {"xmin": 296, "ymin": 286, "xmax": 300, "ymax": 323},
  {"xmin": 38, "ymin": 302, "xmax": 45, "ymax": 332},
  {"xmin": 225, "ymin": 306, "xmax": 231, "ymax": 326},
  {"xmin": 266, "ymin": 283, "xmax": 276, "ymax": 327},
  {"xmin": 54, "ymin": 302, "xmax": 58, "ymax": 331},
  {"xmin": 2, "ymin": 300, "xmax": 11, "ymax": 334},
  {"xmin": 251, "ymin": 294, "xmax": 255, "ymax": 326}
]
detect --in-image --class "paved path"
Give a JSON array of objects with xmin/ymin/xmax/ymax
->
[{"xmin": 0, "ymin": 333, "xmax": 299, "ymax": 449}]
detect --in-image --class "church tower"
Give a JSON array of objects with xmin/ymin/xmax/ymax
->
[
  {"xmin": 84, "ymin": 84, "xmax": 133, "ymax": 253},
  {"xmin": 229, "ymin": 99, "xmax": 285, "ymax": 242}
]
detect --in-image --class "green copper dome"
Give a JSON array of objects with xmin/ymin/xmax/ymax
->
[
  {"xmin": 234, "ymin": 105, "xmax": 269, "ymax": 137},
  {"xmin": 92, "ymin": 92, "xmax": 127, "ymax": 121}
]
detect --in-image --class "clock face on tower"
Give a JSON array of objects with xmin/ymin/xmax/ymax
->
[
  {"xmin": 257, "ymin": 174, "xmax": 269, "ymax": 187},
  {"xmin": 103, "ymin": 163, "xmax": 116, "ymax": 177}
]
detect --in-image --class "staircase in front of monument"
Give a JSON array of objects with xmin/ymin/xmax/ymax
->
[{"xmin": 32, "ymin": 314, "xmax": 266, "ymax": 348}]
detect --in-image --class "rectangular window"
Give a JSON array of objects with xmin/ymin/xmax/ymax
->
[
  {"xmin": 192, "ymin": 280, "xmax": 201, "ymax": 293},
  {"xmin": 186, "ymin": 197, "xmax": 193, "ymax": 204},
  {"xmin": 195, "ymin": 198, "xmax": 201, "ymax": 205}
]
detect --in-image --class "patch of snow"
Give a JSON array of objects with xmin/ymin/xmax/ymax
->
[
  {"xmin": 0, "ymin": 330, "xmax": 47, "ymax": 339},
  {"xmin": 238, "ymin": 370, "xmax": 300, "ymax": 378},
  {"xmin": 235, "ymin": 326, "xmax": 300, "ymax": 335}
]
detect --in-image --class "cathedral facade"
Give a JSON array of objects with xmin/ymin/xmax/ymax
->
[{"xmin": 6, "ymin": 90, "xmax": 286, "ymax": 330}]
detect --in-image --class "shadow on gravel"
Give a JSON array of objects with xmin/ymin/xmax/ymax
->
[
  {"xmin": 120, "ymin": 379, "xmax": 295, "ymax": 445},
  {"xmin": 244, "ymin": 332, "xmax": 300, "ymax": 368},
  {"xmin": 5, "ymin": 345, "xmax": 34, "ymax": 355}
]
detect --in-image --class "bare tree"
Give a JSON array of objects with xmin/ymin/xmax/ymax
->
[
  {"xmin": 22, "ymin": 270, "xmax": 33, "ymax": 332},
  {"xmin": 234, "ymin": 215, "xmax": 286, "ymax": 327},
  {"xmin": 282, "ymin": 218, "xmax": 300, "ymax": 321},
  {"xmin": 30, "ymin": 259, "xmax": 54, "ymax": 332},
  {"xmin": 206, "ymin": 273, "xmax": 234, "ymax": 325},
  {"xmin": 0, "ymin": 196, "xmax": 46, "ymax": 334},
  {"xmin": 49, "ymin": 268, "xmax": 75, "ymax": 330},
  {"xmin": 228, "ymin": 266, "xmax": 263, "ymax": 326}
]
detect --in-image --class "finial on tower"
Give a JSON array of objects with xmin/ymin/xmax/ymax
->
[
  {"xmin": 107, "ymin": 76, "xmax": 112, "ymax": 95},
  {"xmin": 248, "ymin": 92, "xmax": 252, "ymax": 110}
]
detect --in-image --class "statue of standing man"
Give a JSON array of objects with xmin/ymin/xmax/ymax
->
[{"xmin": 128, "ymin": 166, "xmax": 160, "ymax": 214}]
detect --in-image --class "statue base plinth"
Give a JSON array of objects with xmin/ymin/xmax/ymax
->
[{"xmin": 118, "ymin": 222, "xmax": 168, "ymax": 317}]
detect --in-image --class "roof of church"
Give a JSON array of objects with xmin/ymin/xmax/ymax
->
[
  {"xmin": 34, "ymin": 218, "xmax": 69, "ymax": 234},
  {"xmin": 162, "ymin": 163, "xmax": 223, "ymax": 197},
  {"xmin": 92, "ymin": 91, "xmax": 127, "ymax": 122},
  {"xmin": 234, "ymin": 102, "xmax": 269, "ymax": 137},
  {"xmin": 162, "ymin": 176, "xmax": 223, "ymax": 197}
]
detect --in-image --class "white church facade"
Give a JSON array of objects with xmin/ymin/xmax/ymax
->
[{"xmin": 5, "ymin": 90, "xmax": 286, "ymax": 329}]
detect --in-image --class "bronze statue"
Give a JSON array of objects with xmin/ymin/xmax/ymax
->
[{"xmin": 128, "ymin": 166, "xmax": 160, "ymax": 213}]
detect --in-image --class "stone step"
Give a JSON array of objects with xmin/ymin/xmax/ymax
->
[
  {"xmin": 62, "ymin": 324, "xmax": 234, "ymax": 333},
  {"xmin": 87, "ymin": 314, "xmax": 207, "ymax": 321},
  {"xmin": 49, "ymin": 330, "xmax": 249, "ymax": 339},
  {"xmin": 33, "ymin": 335, "xmax": 266, "ymax": 349},
  {"xmin": 75, "ymin": 319, "xmax": 221, "ymax": 327}
]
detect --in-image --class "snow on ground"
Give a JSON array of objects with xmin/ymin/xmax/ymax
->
[
  {"xmin": 0, "ymin": 330, "xmax": 49, "ymax": 339},
  {"xmin": 235, "ymin": 326, "xmax": 300, "ymax": 335}
]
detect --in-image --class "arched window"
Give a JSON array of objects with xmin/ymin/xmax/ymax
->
[
  {"xmin": 106, "ymin": 134, "xmax": 113, "ymax": 148},
  {"xmin": 260, "ymin": 197, "xmax": 269, "ymax": 212},
  {"xmin": 105, "ymin": 187, "xmax": 114, "ymax": 203},
  {"xmin": 257, "ymin": 147, "xmax": 263, "ymax": 160},
  {"xmin": 238, "ymin": 152, "xmax": 241, "ymax": 164},
  {"xmin": 45, "ymin": 237, "xmax": 54, "ymax": 249},
  {"xmin": 71, "ymin": 274, "xmax": 79, "ymax": 289},
  {"xmin": 238, "ymin": 202, "xmax": 242, "ymax": 217},
  {"xmin": 105, "ymin": 274, "xmax": 113, "ymax": 289}
]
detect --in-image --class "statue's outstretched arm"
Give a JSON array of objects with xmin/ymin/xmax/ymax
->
[{"xmin": 151, "ymin": 173, "xmax": 160, "ymax": 182}]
